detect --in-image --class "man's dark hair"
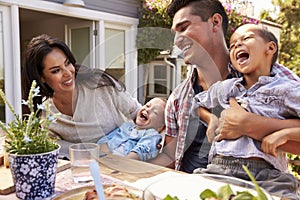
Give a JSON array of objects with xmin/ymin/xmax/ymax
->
[{"xmin": 167, "ymin": 0, "xmax": 228, "ymax": 36}]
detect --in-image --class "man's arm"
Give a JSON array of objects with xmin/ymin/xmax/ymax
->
[
  {"xmin": 215, "ymin": 98, "xmax": 300, "ymax": 143},
  {"xmin": 148, "ymin": 135, "xmax": 176, "ymax": 168}
]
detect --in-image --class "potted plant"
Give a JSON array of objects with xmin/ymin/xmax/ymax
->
[{"xmin": 0, "ymin": 80, "xmax": 60, "ymax": 200}]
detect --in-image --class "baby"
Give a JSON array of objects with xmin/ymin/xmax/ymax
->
[{"xmin": 98, "ymin": 97, "xmax": 166, "ymax": 161}]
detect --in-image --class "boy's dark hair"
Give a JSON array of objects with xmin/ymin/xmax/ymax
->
[
  {"xmin": 167, "ymin": 0, "xmax": 228, "ymax": 36},
  {"xmin": 257, "ymin": 26, "xmax": 279, "ymax": 66}
]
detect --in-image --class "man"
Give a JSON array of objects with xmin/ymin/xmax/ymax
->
[{"xmin": 149, "ymin": 0, "xmax": 300, "ymax": 174}]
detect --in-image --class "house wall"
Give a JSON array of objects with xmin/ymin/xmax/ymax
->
[{"xmin": 45, "ymin": 0, "xmax": 140, "ymax": 18}]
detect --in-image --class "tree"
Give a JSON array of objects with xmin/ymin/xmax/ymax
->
[
  {"xmin": 136, "ymin": 0, "xmax": 173, "ymax": 64},
  {"xmin": 261, "ymin": 0, "xmax": 300, "ymax": 76}
]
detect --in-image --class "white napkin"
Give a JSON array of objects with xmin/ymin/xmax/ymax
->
[{"xmin": 124, "ymin": 171, "xmax": 183, "ymax": 190}]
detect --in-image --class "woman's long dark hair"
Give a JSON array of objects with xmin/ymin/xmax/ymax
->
[{"xmin": 21, "ymin": 34, "xmax": 125, "ymax": 113}]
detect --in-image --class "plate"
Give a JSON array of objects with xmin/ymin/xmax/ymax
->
[
  {"xmin": 143, "ymin": 174, "xmax": 274, "ymax": 200},
  {"xmin": 53, "ymin": 184, "xmax": 143, "ymax": 200},
  {"xmin": 54, "ymin": 186, "xmax": 93, "ymax": 200}
]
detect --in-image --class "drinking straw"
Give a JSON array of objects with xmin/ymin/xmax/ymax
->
[{"xmin": 89, "ymin": 160, "xmax": 106, "ymax": 200}]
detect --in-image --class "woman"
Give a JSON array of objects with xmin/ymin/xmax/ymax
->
[{"xmin": 21, "ymin": 34, "xmax": 141, "ymax": 158}]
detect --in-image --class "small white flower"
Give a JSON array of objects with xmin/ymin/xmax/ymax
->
[
  {"xmin": 21, "ymin": 99, "xmax": 28, "ymax": 105},
  {"xmin": 48, "ymin": 115, "xmax": 57, "ymax": 123},
  {"xmin": 33, "ymin": 86, "xmax": 41, "ymax": 97},
  {"xmin": 24, "ymin": 135, "xmax": 32, "ymax": 143},
  {"xmin": 37, "ymin": 104, "xmax": 45, "ymax": 110}
]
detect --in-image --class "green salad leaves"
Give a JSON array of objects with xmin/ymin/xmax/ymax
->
[{"xmin": 163, "ymin": 166, "xmax": 268, "ymax": 200}]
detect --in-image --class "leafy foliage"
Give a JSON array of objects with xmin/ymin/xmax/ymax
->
[
  {"xmin": 1, "ymin": 80, "xmax": 59, "ymax": 154},
  {"xmin": 137, "ymin": 0, "xmax": 173, "ymax": 64},
  {"xmin": 260, "ymin": 0, "xmax": 300, "ymax": 77},
  {"xmin": 223, "ymin": 3, "xmax": 259, "ymax": 46},
  {"xmin": 287, "ymin": 153, "xmax": 300, "ymax": 180}
]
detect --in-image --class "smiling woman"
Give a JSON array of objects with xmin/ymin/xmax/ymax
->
[{"xmin": 21, "ymin": 34, "xmax": 142, "ymax": 159}]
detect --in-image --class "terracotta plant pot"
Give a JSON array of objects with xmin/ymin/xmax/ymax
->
[{"xmin": 8, "ymin": 147, "xmax": 60, "ymax": 200}]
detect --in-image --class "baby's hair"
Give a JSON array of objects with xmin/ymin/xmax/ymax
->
[
  {"xmin": 158, "ymin": 97, "xmax": 167, "ymax": 104},
  {"xmin": 151, "ymin": 97, "xmax": 167, "ymax": 108}
]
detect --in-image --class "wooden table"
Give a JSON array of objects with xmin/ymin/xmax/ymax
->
[
  {"xmin": 0, "ymin": 153, "xmax": 177, "ymax": 199},
  {"xmin": 97, "ymin": 153, "xmax": 174, "ymax": 182},
  {"xmin": 0, "ymin": 154, "xmax": 281, "ymax": 200}
]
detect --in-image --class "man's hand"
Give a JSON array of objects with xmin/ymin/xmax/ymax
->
[{"xmin": 215, "ymin": 98, "xmax": 248, "ymax": 141}]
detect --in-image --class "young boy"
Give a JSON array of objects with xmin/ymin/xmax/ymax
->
[
  {"xmin": 194, "ymin": 23, "xmax": 300, "ymax": 199},
  {"xmin": 97, "ymin": 97, "xmax": 166, "ymax": 161}
]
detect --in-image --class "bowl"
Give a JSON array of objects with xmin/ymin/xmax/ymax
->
[{"xmin": 142, "ymin": 173, "xmax": 274, "ymax": 200}]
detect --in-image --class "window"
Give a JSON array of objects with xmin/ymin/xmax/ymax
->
[
  {"xmin": 66, "ymin": 21, "xmax": 95, "ymax": 68},
  {"xmin": 104, "ymin": 27, "xmax": 126, "ymax": 82},
  {"xmin": 148, "ymin": 61, "xmax": 172, "ymax": 98},
  {"xmin": 105, "ymin": 28, "xmax": 125, "ymax": 69}
]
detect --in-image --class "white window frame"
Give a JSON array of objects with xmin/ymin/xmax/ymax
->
[
  {"xmin": 148, "ymin": 61, "xmax": 171, "ymax": 98},
  {"xmin": 0, "ymin": 5, "xmax": 22, "ymax": 122},
  {"xmin": 103, "ymin": 23, "xmax": 137, "ymax": 97},
  {"xmin": 65, "ymin": 21, "xmax": 95, "ymax": 68},
  {"xmin": 104, "ymin": 26, "xmax": 125, "ymax": 69}
]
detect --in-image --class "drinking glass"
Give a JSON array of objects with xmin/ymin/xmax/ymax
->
[{"xmin": 69, "ymin": 143, "xmax": 99, "ymax": 183}]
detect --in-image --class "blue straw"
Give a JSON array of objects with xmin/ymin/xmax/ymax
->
[{"xmin": 89, "ymin": 160, "xmax": 106, "ymax": 200}]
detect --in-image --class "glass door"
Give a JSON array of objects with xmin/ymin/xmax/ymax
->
[{"xmin": 66, "ymin": 21, "xmax": 95, "ymax": 68}]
